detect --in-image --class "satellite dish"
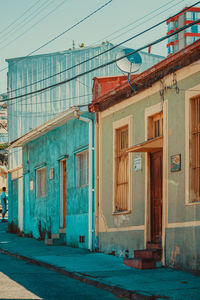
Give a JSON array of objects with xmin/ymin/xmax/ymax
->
[{"xmin": 116, "ymin": 48, "xmax": 142, "ymax": 92}]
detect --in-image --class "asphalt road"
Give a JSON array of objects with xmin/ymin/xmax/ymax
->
[{"xmin": 0, "ymin": 253, "xmax": 117, "ymax": 300}]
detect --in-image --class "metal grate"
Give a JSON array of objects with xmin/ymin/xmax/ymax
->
[
  {"xmin": 191, "ymin": 95, "xmax": 200, "ymax": 201},
  {"xmin": 115, "ymin": 125, "xmax": 128, "ymax": 212}
]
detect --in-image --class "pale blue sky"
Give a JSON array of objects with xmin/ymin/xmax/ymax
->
[{"xmin": 0, "ymin": 0, "xmax": 195, "ymax": 92}]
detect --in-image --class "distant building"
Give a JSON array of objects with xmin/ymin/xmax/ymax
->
[
  {"xmin": 167, "ymin": 7, "xmax": 200, "ymax": 55},
  {"xmin": 0, "ymin": 93, "xmax": 8, "ymax": 144}
]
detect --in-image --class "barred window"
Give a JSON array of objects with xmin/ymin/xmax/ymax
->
[
  {"xmin": 148, "ymin": 112, "xmax": 163, "ymax": 140},
  {"xmin": 36, "ymin": 167, "xmax": 46, "ymax": 198},
  {"xmin": 115, "ymin": 125, "xmax": 129, "ymax": 212},
  {"xmin": 76, "ymin": 151, "xmax": 88, "ymax": 187},
  {"xmin": 190, "ymin": 96, "xmax": 200, "ymax": 202}
]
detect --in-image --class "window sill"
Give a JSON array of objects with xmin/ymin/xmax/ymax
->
[
  {"xmin": 76, "ymin": 184, "xmax": 88, "ymax": 189},
  {"xmin": 185, "ymin": 201, "xmax": 200, "ymax": 206},
  {"xmin": 112, "ymin": 210, "xmax": 131, "ymax": 215}
]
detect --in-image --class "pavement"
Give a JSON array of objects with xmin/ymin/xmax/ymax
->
[{"xmin": 0, "ymin": 222, "xmax": 200, "ymax": 300}]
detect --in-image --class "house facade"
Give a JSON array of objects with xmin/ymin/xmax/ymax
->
[
  {"xmin": 10, "ymin": 107, "xmax": 95, "ymax": 249},
  {"xmin": 90, "ymin": 39, "xmax": 200, "ymax": 270},
  {"xmin": 7, "ymin": 44, "xmax": 163, "ymax": 241}
]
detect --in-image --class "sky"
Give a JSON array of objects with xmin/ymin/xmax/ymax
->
[{"xmin": 0, "ymin": 0, "xmax": 197, "ymax": 93}]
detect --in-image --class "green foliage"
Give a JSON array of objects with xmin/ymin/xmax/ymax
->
[{"xmin": 0, "ymin": 142, "xmax": 8, "ymax": 149}]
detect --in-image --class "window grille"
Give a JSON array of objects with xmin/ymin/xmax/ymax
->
[
  {"xmin": 148, "ymin": 112, "xmax": 163, "ymax": 140},
  {"xmin": 115, "ymin": 125, "xmax": 128, "ymax": 212},
  {"xmin": 76, "ymin": 151, "xmax": 88, "ymax": 187},
  {"xmin": 190, "ymin": 96, "xmax": 200, "ymax": 202},
  {"xmin": 36, "ymin": 167, "xmax": 46, "ymax": 198}
]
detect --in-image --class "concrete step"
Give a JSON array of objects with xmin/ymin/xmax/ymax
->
[
  {"xmin": 134, "ymin": 249, "xmax": 162, "ymax": 261},
  {"xmin": 124, "ymin": 258, "xmax": 156, "ymax": 269},
  {"xmin": 45, "ymin": 239, "xmax": 53, "ymax": 246},
  {"xmin": 45, "ymin": 229, "xmax": 66, "ymax": 246},
  {"xmin": 147, "ymin": 242, "xmax": 162, "ymax": 250},
  {"xmin": 59, "ymin": 228, "xmax": 66, "ymax": 234}
]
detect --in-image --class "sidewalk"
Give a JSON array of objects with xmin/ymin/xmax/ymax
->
[{"xmin": 0, "ymin": 222, "xmax": 200, "ymax": 300}]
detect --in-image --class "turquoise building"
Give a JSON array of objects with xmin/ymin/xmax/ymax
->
[{"xmin": 7, "ymin": 44, "xmax": 164, "ymax": 249}]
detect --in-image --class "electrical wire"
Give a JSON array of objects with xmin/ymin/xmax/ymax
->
[
  {"xmin": 0, "ymin": 0, "xmax": 41, "ymax": 36},
  {"xmin": 1, "ymin": 0, "xmax": 180, "ymax": 96},
  {"xmin": 0, "ymin": 0, "xmax": 113, "ymax": 73},
  {"xmin": 9, "ymin": 93, "xmax": 92, "ymax": 108},
  {"xmin": 4, "ymin": 17, "xmax": 200, "ymax": 103},
  {"xmin": 108, "ymin": 0, "xmax": 184, "ymax": 42},
  {"xmin": 0, "ymin": 0, "xmax": 53, "ymax": 44},
  {"xmin": 5, "ymin": 1, "xmax": 200, "ymax": 96},
  {"xmin": 7, "ymin": 86, "xmax": 200, "ymax": 118},
  {"xmin": 0, "ymin": 0, "xmax": 69, "ymax": 50},
  {"xmin": 94, "ymin": 0, "xmax": 183, "ymax": 44}
]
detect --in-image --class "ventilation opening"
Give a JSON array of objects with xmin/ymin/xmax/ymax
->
[{"xmin": 79, "ymin": 235, "xmax": 85, "ymax": 243}]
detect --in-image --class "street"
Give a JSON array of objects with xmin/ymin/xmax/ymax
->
[{"xmin": 0, "ymin": 253, "xmax": 117, "ymax": 300}]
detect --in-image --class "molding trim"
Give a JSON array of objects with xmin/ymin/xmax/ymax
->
[
  {"xmin": 185, "ymin": 83, "xmax": 200, "ymax": 205},
  {"xmin": 112, "ymin": 116, "xmax": 133, "ymax": 213},
  {"xmin": 100, "ymin": 60, "xmax": 200, "ymax": 119},
  {"xmin": 99, "ymin": 225, "xmax": 145, "ymax": 233},
  {"xmin": 167, "ymin": 221, "xmax": 200, "ymax": 228}
]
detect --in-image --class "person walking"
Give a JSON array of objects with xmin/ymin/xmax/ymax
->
[{"xmin": 1, "ymin": 187, "xmax": 8, "ymax": 222}]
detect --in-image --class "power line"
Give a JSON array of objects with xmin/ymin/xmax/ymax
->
[
  {"xmin": 0, "ymin": 0, "xmax": 41, "ymax": 36},
  {"xmin": 0, "ymin": 0, "xmax": 113, "ymax": 73},
  {"xmin": 108, "ymin": 0, "xmax": 184, "ymax": 43},
  {"xmin": 0, "ymin": 0, "xmax": 68, "ymax": 50},
  {"xmin": 5, "ymin": 1, "xmax": 200, "ymax": 96},
  {"xmin": 2, "ymin": 0, "xmax": 178, "ymax": 96},
  {"xmin": 94, "ymin": 0, "xmax": 183, "ymax": 44},
  {"xmin": 0, "ymin": 0, "xmax": 52, "ymax": 44},
  {"xmin": 9, "ymin": 93, "xmax": 92, "ymax": 108},
  {"xmin": 5, "ymin": 19, "xmax": 200, "ymax": 102},
  {"xmin": 8, "ymin": 85, "xmax": 200, "ymax": 118}
]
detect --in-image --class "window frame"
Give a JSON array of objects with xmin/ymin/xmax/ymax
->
[
  {"xmin": 76, "ymin": 150, "xmax": 89, "ymax": 188},
  {"xmin": 36, "ymin": 166, "xmax": 46, "ymax": 198},
  {"xmin": 112, "ymin": 116, "xmax": 132, "ymax": 214},
  {"xmin": 189, "ymin": 95, "xmax": 200, "ymax": 203},
  {"xmin": 185, "ymin": 86, "xmax": 200, "ymax": 206}
]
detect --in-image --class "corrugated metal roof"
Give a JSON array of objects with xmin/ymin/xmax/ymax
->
[{"xmin": 7, "ymin": 43, "xmax": 164, "ymax": 143}]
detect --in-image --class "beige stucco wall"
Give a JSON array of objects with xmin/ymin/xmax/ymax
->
[{"xmin": 97, "ymin": 60, "xmax": 200, "ymax": 268}]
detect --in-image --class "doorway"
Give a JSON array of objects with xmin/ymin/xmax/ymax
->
[
  {"xmin": 60, "ymin": 160, "xmax": 66, "ymax": 228},
  {"xmin": 150, "ymin": 150, "xmax": 163, "ymax": 244}
]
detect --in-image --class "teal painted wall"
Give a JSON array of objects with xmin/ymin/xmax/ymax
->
[
  {"xmin": 22, "ymin": 112, "xmax": 95, "ymax": 248},
  {"xmin": 8, "ymin": 175, "xmax": 18, "ymax": 227}
]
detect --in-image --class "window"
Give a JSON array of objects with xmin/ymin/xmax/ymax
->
[
  {"xmin": 148, "ymin": 112, "xmax": 163, "ymax": 140},
  {"xmin": 168, "ymin": 35, "xmax": 175, "ymax": 43},
  {"xmin": 185, "ymin": 36, "xmax": 196, "ymax": 46},
  {"xmin": 36, "ymin": 167, "xmax": 46, "ymax": 198},
  {"xmin": 185, "ymin": 11, "xmax": 194, "ymax": 21},
  {"xmin": 115, "ymin": 125, "xmax": 129, "ymax": 212},
  {"xmin": 167, "ymin": 21, "xmax": 174, "ymax": 31},
  {"xmin": 190, "ymin": 96, "xmax": 200, "ymax": 202},
  {"xmin": 76, "ymin": 150, "xmax": 88, "ymax": 187},
  {"xmin": 168, "ymin": 45, "xmax": 174, "ymax": 55}
]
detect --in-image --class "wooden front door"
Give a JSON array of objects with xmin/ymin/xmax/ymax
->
[{"xmin": 150, "ymin": 151, "xmax": 163, "ymax": 244}]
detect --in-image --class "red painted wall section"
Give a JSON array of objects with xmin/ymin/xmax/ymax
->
[{"xmin": 92, "ymin": 75, "xmax": 138, "ymax": 101}]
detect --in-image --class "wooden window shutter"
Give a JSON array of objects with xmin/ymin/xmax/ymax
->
[
  {"xmin": 190, "ymin": 96, "xmax": 200, "ymax": 201},
  {"xmin": 115, "ymin": 125, "xmax": 128, "ymax": 212}
]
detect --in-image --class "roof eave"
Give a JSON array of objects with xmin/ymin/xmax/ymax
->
[
  {"xmin": 89, "ymin": 40, "xmax": 200, "ymax": 112},
  {"xmin": 9, "ymin": 106, "xmax": 87, "ymax": 149}
]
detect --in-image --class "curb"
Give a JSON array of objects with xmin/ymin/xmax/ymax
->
[{"xmin": 0, "ymin": 247, "xmax": 169, "ymax": 300}]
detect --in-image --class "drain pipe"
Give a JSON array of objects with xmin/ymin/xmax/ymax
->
[{"xmin": 75, "ymin": 112, "xmax": 93, "ymax": 251}]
